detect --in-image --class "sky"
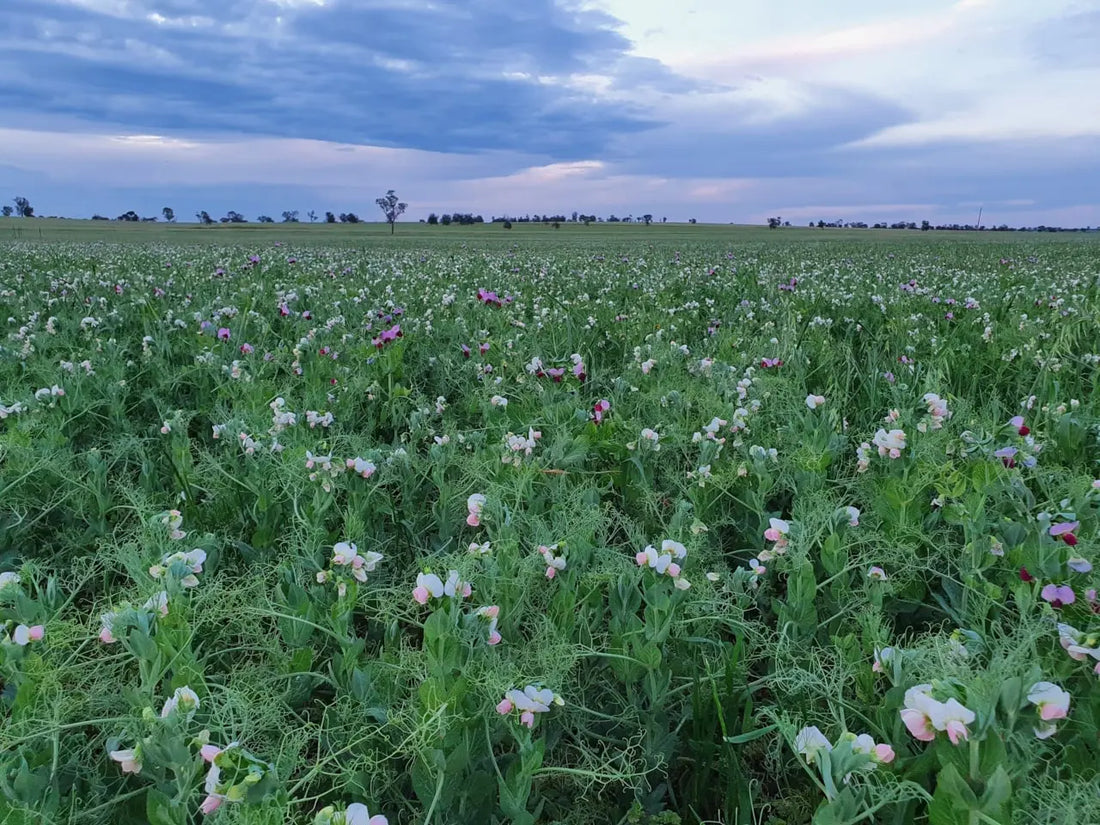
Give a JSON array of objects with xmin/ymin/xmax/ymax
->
[{"xmin": 1, "ymin": 0, "xmax": 1098, "ymax": 226}]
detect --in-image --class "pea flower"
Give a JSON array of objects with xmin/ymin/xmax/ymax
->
[
  {"xmin": 160, "ymin": 686, "xmax": 200, "ymax": 721},
  {"xmin": 872, "ymin": 646, "xmax": 896, "ymax": 674},
  {"xmin": 10, "ymin": 623, "xmax": 45, "ymax": 646},
  {"xmin": 900, "ymin": 684, "xmax": 975, "ymax": 745},
  {"xmin": 761, "ymin": 518, "xmax": 790, "ymax": 560},
  {"xmin": 496, "ymin": 685, "xmax": 564, "ymax": 728},
  {"xmin": 855, "ymin": 442, "xmax": 872, "ymax": 473},
  {"xmin": 873, "ymin": 428, "xmax": 907, "ymax": 459},
  {"xmin": 1050, "ymin": 521, "xmax": 1080, "ymax": 546},
  {"xmin": 1058, "ymin": 623, "xmax": 1100, "ymax": 661},
  {"xmin": 639, "ymin": 428, "xmax": 660, "ymax": 449},
  {"xmin": 109, "ymin": 747, "xmax": 142, "ymax": 774},
  {"xmin": 635, "ymin": 540, "xmax": 690, "ymax": 589},
  {"xmin": 476, "ymin": 605, "xmax": 502, "ymax": 646},
  {"xmin": 851, "ymin": 733, "xmax": 896, "ymax": 764},
  {"xmin": 314, "ymin": 803, "xmax": 389, "ymax": 825},
  {"xmin": 346, "ymin": 457, "xmax": 377, "ymax": 478},
  {"xmin": 412, "ymin": 570, "xmax": 472, "ymax": 605},
  {"xmin": 867, "ymin": 566, "xmax": 887, "ymax": 581},
  {"xmin": 1041, "ymin": 583, "xmax": 1076, "ymax": 608},
  {"xmin": 591, "ymin": 399, "xmax": 610, "ymax": 424},
  {"xmin": 490, "ymin": 395, "xmax": 508, "ymax": 407},
  {"xmin": 160, "ymin": 509, "xmax": 186, "ymax": 540},
  {"xmin": 920, "ymin": 393, "xmax": 952, "ymax": 430},
  {"xmin": 805, "ymin": 394, "xmax": 825, "ymax": 410},
  {"xmin": 217, "ymin": 327, "xmax": 231, "ymax": 341},
  {"xmin": 538, "ymin": 543, "xmax": 567, "ymax": 578},
  {"xmin": 466, "ymin": 493, "xmax": 486, "ymax": 527},
  {"xmin": 1008, "ymin": 415, "xmax": 1030, "ymax": 436},
  {"xmin": 795, "ymin": 726, "xmax": 832, "ymax": 765},
  {"xmin": 640, "ymin": 359, "xmax": 656, "ymax": 374},
  {"xmin": 149, "ymin": 548, "xmax": 207, "ymax": 588},
  {"xmin": 1027, "ymin": 681, "xmax": 1070, "ymax": 723}
]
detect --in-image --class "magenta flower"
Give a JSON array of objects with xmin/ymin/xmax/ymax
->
[
  {"xmin": 592, "ymin": 399, "xmax": 610, "ymax": 425},
  {"xmin": 1009, "ymin": 415, "xmax": 1030, "ymax": 436},
  {"xmin": 1041, "ymin": 584, "xmax": 1076, "ymax": 608},
  {"xmin": 461, "ymin": 344, "xmax": 471, "ymax": 358},
  {"xmin": 1050, "ymin": 521, "xmax": 1080, "ymax": 546},
  {"xmin": 217, "ymin": 328, "xmax": 231, "ymax": 341},
  {"xmin": 546, "ymin": 367, "xmax": 565, "ymax": 382}
]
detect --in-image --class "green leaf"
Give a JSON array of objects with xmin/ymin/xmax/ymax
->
[
  {"xmin": 724, "ymin": 724, "xmax": 776, "ymax": 745},
  {"xmin": 146, "ymin": 788, "xmax": 184, "ymax": 825}
]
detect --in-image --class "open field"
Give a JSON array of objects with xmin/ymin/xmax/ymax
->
[
  {"xmin": 1, "ymin": 232, "xmax": 1099, "ymax": 824},
  {"xmin": 4, "ymin": 217, "xmax": 1100, "ymax": 247}
]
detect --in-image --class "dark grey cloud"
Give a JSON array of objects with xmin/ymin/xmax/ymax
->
[{"xmin": 0, "ymin": 0, "xmax": 673, "ymax": 155}]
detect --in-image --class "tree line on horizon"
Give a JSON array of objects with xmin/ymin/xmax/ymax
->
[{"xmin": 5, "ymin": 196, "xmax": 1096, "ymax": 233}]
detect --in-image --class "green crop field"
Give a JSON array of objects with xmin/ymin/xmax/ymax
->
[{"xmin": 1, "ymin": 226, "xmax": 1099, "ymax": 825}]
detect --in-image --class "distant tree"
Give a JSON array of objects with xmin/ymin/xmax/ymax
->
[
  {"xmin": 552, "ymin": 221, "xmax": 561, "ymax": 229},
  {"xmin": 571, "ymin": 211, "xmax": 578, "ymax": 222},
  {"xmin": 162, "ymin": 207, "xmax": 175, "ymax": 222},
  {"xmin": 307, "ymin": 210, "xmax": 317, "ymax": 223},
  {"xmin": 375, "ymin": 189, "xmax": 407, "ymax": 234},
  {"xmin": 13, "ymin": 196, "xmax": 33, "ymax": 217},
  {"xmin": 281, "ymin": 210, "xmax": 299, "ymax": 223},
  {"xmin": 427, "ymin": 213, "xmax": 439, "ymax": 225},
  {"xmin": 339, "ymin": 213, "xmax": 360, "ymax": 224},
  {"xmin": 661, "ymin": 217, "xmax": 667, "ymax": 223},
  {"xmin": 221, "ymin": 211, "xmax": 246, "ymax": 223},
  {"xmin": 91, "ymin": 214, "xmax": 109, "ymax": 221},
  {"xmin": 441, "ymin": 214, "xmax": 452, "ymax": 226},
  {"xmin": 502, "ymin": 220, "xmax": 512, "ymax": 229},
  {"xmin": 607, "ymin": 214, "xmax": 620, "ymax": 222},
  {"xmin": 1, "ymin": 206, "xmax": 11, "ymax": 217},
  {"xmin": 117, "ymin": 210, "xmax": 140, "ymax": 222},
  {"xmin": 257, "ymin": 215, "xmax": 275, "ymax": 223},
  {"xmin": 921, "ymin": 220, "xmax": 931, "ymax": 232},
  {"xmin": 325, "ymin": 211, "xmax": 336, "ymax": 224},
  {"xmin": 195, "ymin": 211, "xmax": 213, "ymax": 225},
  {"xmin": 688, "ymin": 218, "xmax": 697, "ymax": 224},
  {"xmin": 767, "ymin": 217, "xmax": 781, "ymax": 229}
]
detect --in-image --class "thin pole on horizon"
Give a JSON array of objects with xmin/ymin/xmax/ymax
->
[{"xmin": 977, "ymin": 206, "xmax": 983, "ymax": 229}]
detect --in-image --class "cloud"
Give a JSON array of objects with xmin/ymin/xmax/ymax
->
[{"xmin": 0, "ymin": 0, "xmax": 673, "ymax": 155}]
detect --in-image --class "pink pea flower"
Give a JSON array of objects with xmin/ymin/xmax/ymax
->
[
  {"xmin": 867, "ymin": 566, "xmax": 887, "ymax": 581},
  {"xmin": 466, "ymin": 493, "xmax": 486, "ymax": 527},
  {"xmin": 592, "ymin": 399, "xmax": 610, "ymax": 424},
  {"xmin": 216, "ymin": 328, "xmax": 231, "ymax": 341},
  {"xmin": 496, "ymin": 698, "xmax": 513, "ymax": 715},
  {"xmin": 239, "ymin": 343, "xmax": 254, "ymax": 354},
  {"xmin": 1050, "ymin": 521, "xmax": 1080, "ymax": 546},
  {"xmin": 520, "ymin": 711, "xmax": 535, "ymax": 728},
  {"xmin": 1041, "ymin": 583, "xmax": 1075, "ymax": 608},
  {"xmin": 200, "ymin": 795, "xmax": 224, "ymax": 815},
  {"xmin": 546, "ymin": 367, "xmax": 565, "ymax": 382},
  {"xmin": 12, "ymin": 624, "xmax": 44, "ymax": 646},
  {"xmin": 110, "ymin": 748, "xmax": 142, "ymax": 774},
  {"xmin": 1028, "ymin": 681, "xmax": 1070, "ymax": 721}
]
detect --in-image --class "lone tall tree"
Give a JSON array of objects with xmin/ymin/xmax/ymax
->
[
  {"xmin": 162, "ymin": 207, "xmax": 175, "ymax": 222},
  {"xmin": 375, "ymin": 189, "xmax": 407, "ymax": 234},
  {"xmin": 13, "ymin": 196, "xmax": 33, "ymax": 217}
]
